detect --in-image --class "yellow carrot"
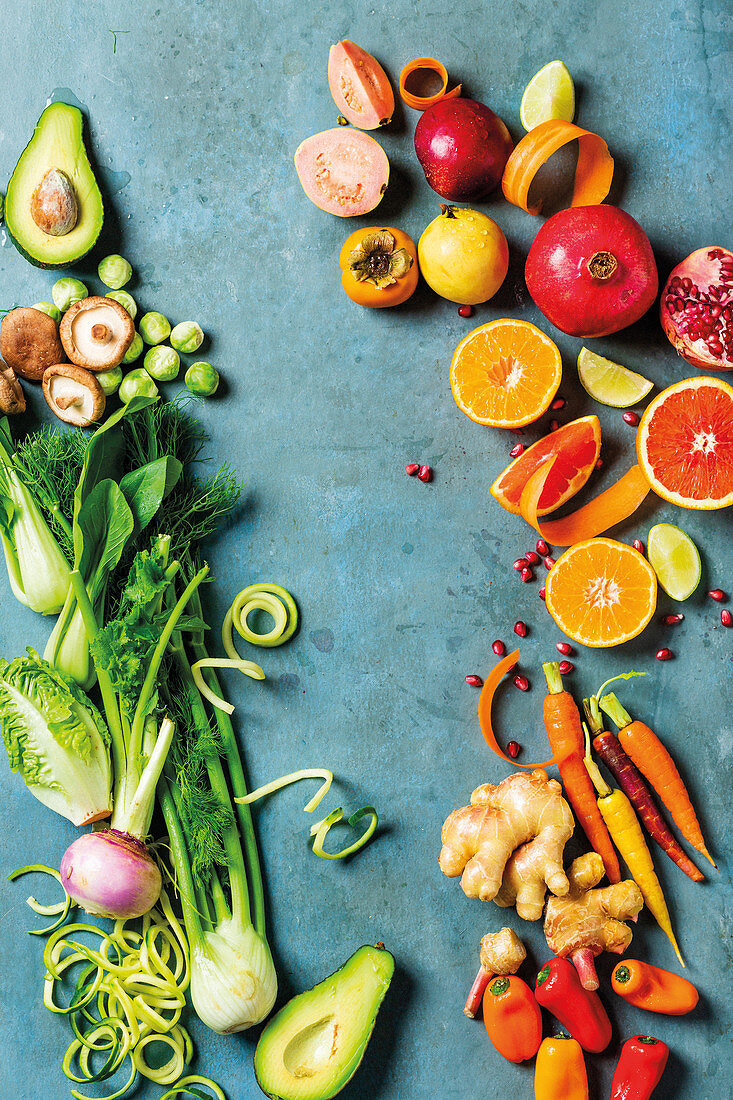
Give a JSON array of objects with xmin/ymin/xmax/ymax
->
[{"xmin": 583, "ymin": 726, "xmax": 684, "ymax": 967}]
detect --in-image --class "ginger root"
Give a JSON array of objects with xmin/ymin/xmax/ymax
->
[
  {"xmin": 544, "ymin": 851, "xmax": 644, "ymax": 990},
  {"xmin": 439, "ymin": 769, "xmax": 574, "ymax": 920},
  {"xmin": 465, "ymin": 927, "xmax": 527, "ymax": 1018}
]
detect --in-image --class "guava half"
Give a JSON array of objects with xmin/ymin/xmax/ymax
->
[
  {"xmin": 328, "ymin": 40, "xmax": 394, "ymax": 129},
  {"xmin": 294, "ymin": 128, "xmax": 389, "ymax": 216}
]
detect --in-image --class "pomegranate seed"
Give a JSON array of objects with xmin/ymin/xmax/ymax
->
[
  {"xmin": 513, "ymin": 674, "xmax": 529, "ymax": 692},
  {"xmin": 556, "ymin": 642, "xmax": 574, "ymax": 655},
  {"xmin": 525, "ymin": 551, "xmax": 541, "ymax": 566},
  {"xmin": 538, "ymin": 586, "xmax": 546, "ymax": 601},
  {"xmin": 709, "ymin": 589, "xmax": 726, "ymax": 601},
  {"xmin": 506, "ymin": 740, "xmax": 521, "ymax": 758},
  {"xmin": 520, "ymin": 567, "xmax": 534, "ymax": 583},
  {"xmin": 417, "ymin": 464, "xmax": 431, "ymax": 482},
  {"xmin": 513, "ymin": 558, "xmax": 530, "ymax": 572},
  {"xmin": 632, "ymin": 539, "xmax": 645, "ymax": 554},
  {"xmin": 492, "ymin": 639, "xmax": 506, "ymax": 656},
  {"xmin": 595, "ymin": 458, "xmax": 603, "ymax": 469},
  {"xmin": 514, "ymin": 620, "xmax": 528, "ymax": 638},
  {"xmin": 623, "ymin": 411, "xmax": 640, "ymax": 426},
  {"xmin": 458, "ymin": 304, "xmax": 474, "ymax": 318},
  {"xmin": 558, "ymin": 660, "xmax": 575, "ymax": 674},
  {"xmin": 661, "ymin": 613, "xmax": 684, "ymax": 625},
  {"xmin": 544, "ymin": 557, "xmax": 556, "ymax": 570},
  {"xmin": 405, "ymin": 463, "xmax": 419, "ymax": 476},
  {"xmin": 464, "ymin": 674, "xmax": 483, "ymax": 687},
  {"xmin": 550, "ymin": 419, "xmax": 560, "ymax": 432},
  {"xmin": 536, "ymin": 539, "xmax": 550, "ymax": 556},
  {"xmin": 551, "ymin": 396, "xmax": 566, "ymax": 410},
  {"xmin": 510, "ymin": 442, "xmax": 524, "ymax": 458},
  {"xmin": 722, "ymin": 609, "xmax": 733, "ymax": 627},
  {"xmin": 655, "ymin": 648, "xmax": 673, "ymax": 661}
]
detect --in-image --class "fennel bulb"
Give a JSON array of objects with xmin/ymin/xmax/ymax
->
[{"xmin": 191, "ymin": 917, "xmax": 277, "ymax": 1033}]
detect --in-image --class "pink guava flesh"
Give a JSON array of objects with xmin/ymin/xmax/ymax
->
[{"xmin": 295, "ymin": 128, "xmax": 390, "ymax": 216}]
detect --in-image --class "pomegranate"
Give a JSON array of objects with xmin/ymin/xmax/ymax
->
[
  {"xmin": 414, "ymin": 98, "xmax": 513, "ymax": 201},
  {"xmin": 660, "ymin": 247, "xmax": 733, "ymax": 371},
  {"xmin": 525, "ymin": 206, "xmax": 659, "ymax": 337}
]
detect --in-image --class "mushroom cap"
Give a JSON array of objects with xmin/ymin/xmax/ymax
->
[
  {"xmin": 0, "ymin": 306, "xmax": 65, "ymax": 381},
  {"xmin": 60, "ymin": 296, "xmax": 135, "ymax": 371},
  {"xmin": 0, "ymin": 360, "xmax": 26, "ymax": 415},
  {"xmin": 42, "ymin": 363, "xmax": 106, "ymax": 426}
]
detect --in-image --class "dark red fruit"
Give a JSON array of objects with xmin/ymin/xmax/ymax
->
[
  {"xmin": 722, "ymin": 609, "xmax": 732, "ymax": 627},
  {"xmin": 465, "ymin": 674, "xmax": 483, "ymax": 687},
  {"xmin": 525, "ymin": 206, "xmax": 658, "ymax": 337},
  {"xmin": 512, "ymin": 674, "xmax": 529, "ymax": 692},
  {"xmin": 417, "ymin": 464, "xmax": 431, "ymax": 482},
  {"xmin": 458, "ymin": 304, "xmax": 474, "ymax": 318},
  {"xmin": 549, "ymin": 419, "xmax": 560, "ymax": 432},
  {"xmin": 623, "ymin": 411, "xmax": 640, "ymax": 426},
  {"xmin": 558, "ymin": 660, "xmax": 575, "ymax": 674},
  {"xmin": 514, "ymin": 620, "xmax": 528, "ymax": 638},
  {"xmin": 544, "ymin": 556, "xmax": 556, "ymax": 569},
  {"xmin": 513, "ymin": 558, "xmax": 529, "ymax": 572},
  {"xmin": 506, "ymin": 740, "xmax": 521, "ymax": 758},
  {"xmin": 414, "ymin": 98, "xmax": 513, "ymax": 201},
  {"xmin": 551, "ymin": 396, "xmax": 566, "ymax": 410},
  {"xmin": 492, "ymin": 639, "xmax": 506, "ymax": 656},
  {"xmin": 556, "ymin": 642, "xmax": 574, "ymax": 655},
  {"xmin": 595, "ymin": 458, "xmax": 603, "ymax": 469},
  {"xmin": 661, "ymin": 613, "xmax": 684, "ymax": 625},
  {"xmin": 510, "ymin": 442, "xmax": 524, "ymax": 458},
  {"xmin": 660, "ymin": 247, "xmax": 733, "ymax": 371},
  {"xmin": 525, "ymin": 551, "xmax": 541, "ymax": 566},
  {"xmin": 633, "ymin": 539, "xmax": 645, "ymax": 554},
  {"xmin": 520, "ymin": 567, "xmax": 534, "ymax": 583},
  {"xmin": 656, "ymin": 648, "xmax": 673, "ymax": 661},
  {"xmin": 709, "ymin": 589, "xmax": 726, "ymax": 601},
  {"xmin": 405, "ymin": 463, "xmax": 419, "ymax": 476},
  {"xmin": 538, "ymin": 586, "xmax": 546, "ymax": 601},
  {"xmin": 536, "ymin": 539, "xmax": 550, "ymax": 556}
]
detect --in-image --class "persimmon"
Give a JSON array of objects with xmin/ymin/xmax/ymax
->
[{"xmin": 339, "ymin": 227, "xmax": 418, "ymax": 308}]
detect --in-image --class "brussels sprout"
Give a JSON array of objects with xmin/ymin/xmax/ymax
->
[
  {"xmin": 32, "ymin": 301, "xmax": 62, "ymax": 323},
  {"xmin": 170, "ymin": 321, "xmax": 204, "ymax": 353},
  {"xmin": 139, "ymin": 311, "xmax": 171, "ymax": 345},
  {"xmin": 185, "ymin": 362, "xmax": 219, "ymax": 397},
  {"xmin": 119, "ymin": 368, "xmax": 159, "ymax": 404},
  {"xmin": 96, "ymin": 366, "xmax": 123, "ymax": 396},
  {"xmin": 52, "ymin": 277, "xmax": 88, "ymax": 312},
  {"xmin": 97, "ymin": 254, "xmax": 132, "ymax": 290},
  {"xmin": 144, "ymin": 345, "xmax": 180, "ymax": 381},
  {"xmin": 105, "ymin": 289, "xmax": 137, "ymax": 319},
  {"xmin": 123, "ymin": 332, "xmax": 144, "ymax": 364}
]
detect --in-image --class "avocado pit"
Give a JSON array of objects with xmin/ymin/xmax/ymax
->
[{"xmin": 30, "ymin": 168, "xmax": 78, "ymax": 236}]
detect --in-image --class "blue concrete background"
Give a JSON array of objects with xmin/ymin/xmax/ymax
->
[{"xmin": 0, "ymin": 1, "xmax": 731, "ymax": 1097}]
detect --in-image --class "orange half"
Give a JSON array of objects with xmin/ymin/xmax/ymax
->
[
  {"xmin": 637, "ymin": 376, "xmax": 733, "ymax": 510},
  {"xmin": 491, "ymin": 415, "xmax": 601, "ymax": 515},
  {"xmin": 545, "ymin": 537, "xmax": 657, "ymax": 647},
  {"xmin": 450, "ymin": 319, "xmax": 562, "ymax": 428}
]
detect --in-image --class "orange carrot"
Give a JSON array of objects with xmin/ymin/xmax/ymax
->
[
  {"xmin": 600, "ymin": 693, "xmax": 715, "ymax": 868},
  {"xmin": 543, "ymin": 662, "xmax": 620, "ymax": 883},
  {"xmin": 478, "ymin": 650, "xmax": 563, "ymax": 769}
]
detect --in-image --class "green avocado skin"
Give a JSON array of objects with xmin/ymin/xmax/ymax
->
[
  {"xmin": 254, "ymin": 944, "xmax": 395, "ymax": 1100},
  {"xmin": 5, "ymin": 102, "xmax": 104, "ymax": 269}
]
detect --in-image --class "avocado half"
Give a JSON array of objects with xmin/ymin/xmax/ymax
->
[
  {"xmin": 254, "ymin": 944, "xmax": 394, "ymax": 1100},
  {"xmin": 5, "ymin": 102, "xmax": 103, "ymax": 268}
]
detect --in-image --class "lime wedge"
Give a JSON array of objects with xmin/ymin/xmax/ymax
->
[
  {"xmin": 520, "ymin": 61, "xmax": 575, "ymax": 130},
  {"xmin": 577, "ymin": 347, "xmax": 654, "ymax": 408},
  {"xmin": 647, "ymin": 523, "xmax": 701, "ymax": 601}
]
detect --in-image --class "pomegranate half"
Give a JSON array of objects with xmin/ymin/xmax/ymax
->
[
  {"xmin": 525, "ymin": 206, "xmax": 659, "ymax": 338},
  {"xmin": 414, "ymin": 98, "xmax": 513, "ymax": 202},
  {"xmin": 660, "ymin": 247, "xmax": 733, "ymax": 371},
  {"xmin": 294, "ymin": 128, "xmax": 389, "ymax": 216}
]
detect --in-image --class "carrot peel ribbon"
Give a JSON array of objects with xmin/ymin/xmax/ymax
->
[
  {"xmin": 501, "ymin": 118, "xmax": 614, "ymax": 214},
  {"xmin": 478, "ymin": 649, "xmax": 563, "ymax": 768},
  {"xmin": 399, "ymin": 57, "xmax": 462, "ymax": 110},
  {"xmin": 519, "ymin": 458, "xmax": 650, "ymax": 547}
]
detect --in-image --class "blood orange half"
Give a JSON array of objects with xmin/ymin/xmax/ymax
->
[
  {"xmin": 637, "ymin": 376, "xmax": 733, "ymax": 510},
  {"xmin": 491, "ymin": 415, "xmax": 601, "ymax": 515}
]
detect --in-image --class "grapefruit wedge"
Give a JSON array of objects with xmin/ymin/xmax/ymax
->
[
  {"xmin": 637, "ymin": 376, "xmax": 733, "ymax": 510},
  {"xmin": 491, "ymin": 415, "xmax": 601, "ymax": 515}
]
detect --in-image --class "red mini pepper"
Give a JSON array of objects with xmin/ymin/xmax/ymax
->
[
  {"xmin": 610, "ymin": 1035, "xmax": 669, "ymax": 1100},
  {"xmin": 535, "ymin": 957, "xmax": 611, "ymax": 1053}
]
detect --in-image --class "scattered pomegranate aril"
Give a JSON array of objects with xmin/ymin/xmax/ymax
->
[
  {"xmin": 512, "ymin": 674, "xmax": 530, "ymax": 692},
  {"xmin": 492, "ymin": 639, "xmax": 506, "ymax": 656},
  {"xmin": 513, "ymin": 558, "xmax": 529, "ymax": 572},
  {"xmin": 520, "ymin": 567, "xmax": 534, "ymax": 583},
  {"xmin": 417, "ymin": 464, "xmax": 431, "ymax": 482},
  {"xmin": 551, "ymin": 396, "xmax": 566, "ymax": 411},
  {"xmin": 661, "ymin": 613, "xmax": 684, "ymax": 625},
  {"xmin": 544, "ymin": 556, "xmax": 556, "ymax": 569},
  {"xmin": 506, "ymin": 740, "xmax": 521, "ymax": 758},
  {"xmin": 556, "ymin": 642, "xmax": 574, "ymax": 655},
  {"xmin": 549, "ymin": 419, "xmax": 560, "ymax": 432},
  {"xmin": 632, "ymin": 539, "xmax": 645, "ymax": 554},
  {"xmin": 538, "ymin": 586, "xmax": 546, "ymax": 601},
  {"xmin": 655, "ymin": 648, "xmax": 673, "ymax": 661},
  {"xmin": 722, "ymin": 609, "xmax": 733, "ymax": 627},
  {"xmin": 623, "ymin": 411, "xmax": 640, "ymax": 426},
  {"xmin": 465, "ymin": 674, "xmax": 483, "ymax": 687},
  {"xmin": 514, "ymin": 620, "xmax": 528, "ymax": 638},
  {"xmin": 595, "ymin": 458, "xmax": 603, "ymax": 469},
  {"xmin": 558, "ymin": 660, "xmax": 575, "ymax": 674},
  {"xmin": 510, "ymin": 442, "xmax": 524, "ymax": 458},
  {"xmin": 709, "ymin": 589, "xmax": 726, "ymax": 602},
  {"xmin": 536, "ymin": 539, "xmax": 550, "ymax": 556},
  {"xmin": 525, "ymin": 551, "xmax": 541, "ymax": 566},
  {"xmin": 458, "ymin": 304, "xmax": 474, "ymax": 318},
  {"xmin": 405, "ymin": 463, "xmax": 419, "ymax": 476}
]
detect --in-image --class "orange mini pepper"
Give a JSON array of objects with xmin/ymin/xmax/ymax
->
[
  {"xmin": 611, "ymin": 959, "xmax": 699, "ymax": 1015},
  {"xmin": 483, "ymin": 975, "xmax": 542, "ymax": 1063},
  {"xmin": 534, "ymin": 1034, "xmax": 589, "ymax": 1100},
  {"xmin": 339, "ymin": 227, "xmax": 418, "ymax": 308}
]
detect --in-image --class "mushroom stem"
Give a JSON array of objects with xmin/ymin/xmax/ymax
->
[
  {"xmin": 90, "ymin": 323, "xmax": 110, "ymax": 342},
  {"xmin": 55, "ymin": 393, "xmax": 85, "ymax": 411}
]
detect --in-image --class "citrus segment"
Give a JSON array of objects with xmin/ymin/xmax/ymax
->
[
  {"xmin": 637, "ymin": 377, "xmax": 733, "ymax": 510},
  {"xmin": 450, "ymin": 319, "xmax": 562, "ymax": 428},
  {"xmin": 491, "ymin": 415, "xmax": 601, "ymax": 515},
  {"xmin": 647, "ymin": 523, "xmax": 701, "ymax": 600},
  {"xmin": 545, "ymin": 537, "xmax": 657, "ymax": 647},
  {"xmin": 520, "ymin": 61, "xmax": 575, "ymax": 131},
  {"xmin": 577, "ymin": 347, "xmax": 653, "ymax": 408}
]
